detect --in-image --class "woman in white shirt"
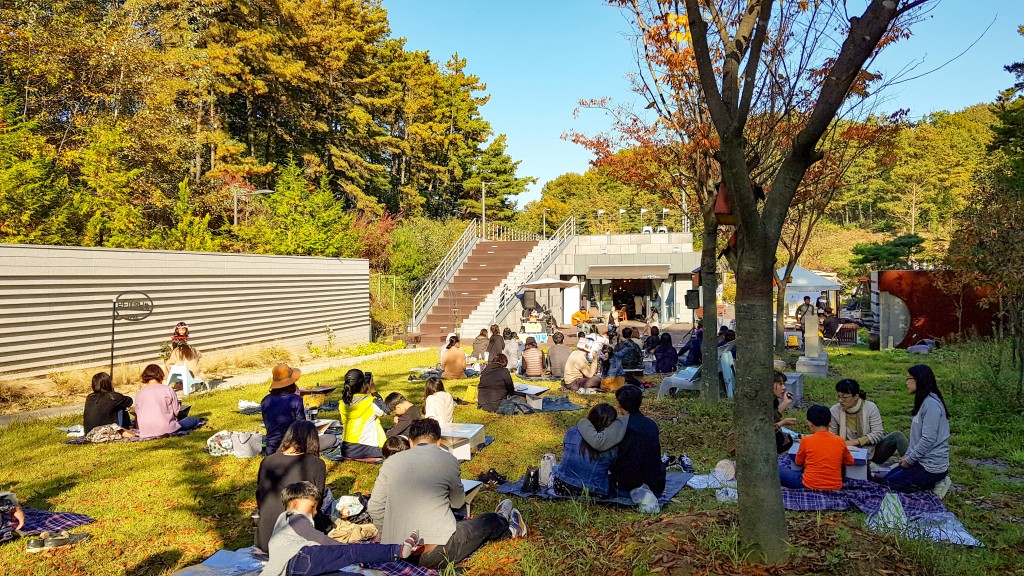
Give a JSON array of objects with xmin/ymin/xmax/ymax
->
[{"xmin": 423, "ymin": 377, "xmax": 455, "ymax": 424}]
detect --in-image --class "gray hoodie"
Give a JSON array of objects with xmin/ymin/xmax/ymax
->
[{"xmin": 904, "ymin": 394, "xmax": 950, "ymax": 474}]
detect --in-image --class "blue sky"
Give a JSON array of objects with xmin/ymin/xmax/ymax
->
[{"xmin": 381, "ymin": 0, "xmax": 1024, "ymax": 205}]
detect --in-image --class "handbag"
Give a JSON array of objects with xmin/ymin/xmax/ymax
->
[
  {"xmin": 207, "ymin": 430, "xmax": 233, "ymax": 456},
  {"xmin": 231, "ymin": 431, "xmax": 263, "ymax": 458},
  {"xmin": 523, "ymin": 466, "xmax": 541, "ymax": 493}
]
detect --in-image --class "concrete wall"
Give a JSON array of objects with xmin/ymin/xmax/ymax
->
[{"xmin": 0, "ymin": 244, "xmax": 369, "ymax": 378}]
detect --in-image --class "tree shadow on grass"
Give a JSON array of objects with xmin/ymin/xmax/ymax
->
[{"xmin": 123, "ymin": 549, "xmax": 183, "ymax": 576}]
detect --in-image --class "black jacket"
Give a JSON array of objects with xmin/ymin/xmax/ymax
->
[{"xmin": 610, "ymin": 411, "xmax": 666, "ymax": 495}]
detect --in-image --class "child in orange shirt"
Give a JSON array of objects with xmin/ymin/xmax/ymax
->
[{"xmin": 779, "ymin": 405, "xmax": 854, "ymax": 490}]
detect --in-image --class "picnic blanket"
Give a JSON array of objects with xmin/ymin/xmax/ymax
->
[
  {"xmin": 66, "ymin": 419, "xmax": 208, "ymax": 444},
  {"xmin": 497, "ymin": 471, "xmax": 692, "ymax": 507},
  {"xmin": 0, "ymin": 508, "xmax": 95, "ymax": 543},
  {"xmin": 540, "ymin": 396, "xmax": 583, "ymax": 412},
  {"xmin": 169, "ymin": 546, "xmax": 437, "ymax": 576},
  {"xmin": 322, "ymin": 436, "xmax": 496, "ymax": 463}
]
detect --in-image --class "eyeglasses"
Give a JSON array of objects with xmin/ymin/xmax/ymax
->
[{"xmin": 837, "ymin": 393, "xmax": 855, "ymax": 401}]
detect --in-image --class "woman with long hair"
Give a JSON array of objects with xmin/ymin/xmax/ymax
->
[
  {"xmin": 880, "ymin": 365, "xmax": 951, "ymax": 493},
  {"xmin": 423, "ymin": 377, "xmax": 454, "ymax": 424},
  {"xmin": 485, "ymin": 324, "xmax": 505, "ymax": 361},
  {"xmin": 164, "ymin": 342, "xmax": 206, "ymax": 391},
  {"xmin": 83, "ymin": 372, "xmax": 133, "ymax": 433},
  {"xmin": 338, "ymin": 369, "xmax": 387, "ymax": 460},
  {"xmin": 828, "ymin": 379, "xmax": 908, "ymax": 464},
  {"xmin": 255, "ymin": 421, "xmax": 331, "ymax": 552},
  {"xmin": 653, "ymin": 332, "xmax": 678, "ymax": 374},
  {"xmin": 477, "ymin": 354, "xmax": 514, "ymax": 413},
  {"xmin": 472, "ymin": 328, "xmax": 490, "ymax": 359},
  {"xmin": 553, "ymin": 403, "xmax": 623, "ymax": 497},
  {"xmin": 519, "ymin": 337, "xmax": 545, "ymax": 378}
]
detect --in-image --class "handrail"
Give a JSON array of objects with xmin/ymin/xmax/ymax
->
[
  {"xmin": 480, "ymin": 222, "xmax": 542, "ymax": 242},
  {"xmin": 411, "ymin": 219, "xmax": 478, "ymax": 329},
  {"xmin": 492, "ymin": 216, "xmax": 577, "ymax": 323}
]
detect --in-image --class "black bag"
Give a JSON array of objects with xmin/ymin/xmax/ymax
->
[
  {"xmin": 497, "ymin": 397, "xmax": 535, "ymax": 415},
  {"xmin": 523, "ymin": 466, "xmax": 540, "ymax": 493}
]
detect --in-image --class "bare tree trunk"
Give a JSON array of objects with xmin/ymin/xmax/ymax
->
[
  {"xmin": 734, "ymin": 248, "xmax": 788, "ymax": 563},
  {"xmin": 700, "ymin": 211, "xmax": 720, "ymax": 403}
]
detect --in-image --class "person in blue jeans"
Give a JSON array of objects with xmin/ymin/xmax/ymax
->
[
  {"xmin": 261, "ymin": 481, "xmax": 422, "ymax": 576},
  {"xmin": 553, "ymin": 403, "xmax": 620, "ymax": 497},
  {"xmin": 880, "ymin": 364, "xmax": 950, "ymax": 493}
]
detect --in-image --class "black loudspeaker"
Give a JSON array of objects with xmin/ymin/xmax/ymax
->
[
  {"xmin": 523, "ymin": 290, "xmax": 537, "ymax": 310},
  {"xmin": 685, "ymin": 289, "xmax": 701, "ymax": 310}
]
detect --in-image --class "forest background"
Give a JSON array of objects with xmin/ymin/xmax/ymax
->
[{"xmin": 1, "ymin": 0, "xmax": 1020, "ymax": 339}]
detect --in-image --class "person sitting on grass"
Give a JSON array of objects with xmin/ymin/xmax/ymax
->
[
  {"xmin": 83, "ymin": 371, "xmax": 133, "ymax": 433},
  {"xmin": 553, "ymin": 403, "xmax": 622, "ymax": 498},
  {"xmin": 779, "ymin": 404, "xmax": 854, "ymax": 490},
  {"xmin": 612, "ymin": 327, "xmax": 643, "ymax": 372},
  {"xmin": 440, "ymin": 335, "xmax": 477, "ymax": 379},
  {"xmin": 471, "ymin": 328, "xmax": 490, "ymax": 359},
  {"xmin": 653, "ymin": 333, "xmax": 678, "ymax": 374},
  {"xmin": 609, "ymin": 385, "xmax": 666, "ymax": 496},
  {"xmin": 423, "ymin": 377, "xmax": 454, "ymax": 424},
  {"xmin": 880, "ymin": 364, "xmax": 951, "ymax": 494},
  {"xmin": 563, "ymin": 339, "xmax": 601, "ymax": 393},
  {"xmin": 773, "ymin": 371, "xmax": 798, "ymax": 453},
  {"xmin": 256, "ymin": 421, "xmax": 331, "ymax": 553},
  {"xmin": 368, "ymin": 419, "xmax": 526, "ymax": 570},
  {"xmin": 339, "ymin": 369, "xmax": 388, "ymax": 460},
  {"xmin": 519, "ymin": 337, "xmax": 546, "ymax": 378},
  {"xmin": 485, "ymin": 324, "xmax": 505, "ymax": 362},
  {"xmin": 642, "ymin": 326, "xmax": 660, "ymax": 353},
  {"xmin": 260, "ymin": 481, "xmax": 423, "ymax": 576},
  {"xmin": 829, "ymin": 379, "xmax": 909, "ymax": 465},
  {"xmin": 135, "ymin": 364, "xmax": 201, "ymax": 439},
  {"xmin": 384, "ymin": 393, "xmax": 421, "ymax": 439},
  {"xmin": 546, "ymin": 332, "xmax": 573, "ymax": 380},
  {"xmin": 0, "ymin": 491, "xmax": 25, "ymax": 536},
  {"xmin": 261, "ymin": 363, "xmax": 338, "ymax": 456},
  {"xmin": 503, "ymin": 329, "xmax": 522, "ymax": 372},
  {"xmin": 382, "ymin": 435, "xmax": 411, "ymax": 459},
  {"xmin": 477, "ymin": 354, "xmax": 515, "ymax": 413}
]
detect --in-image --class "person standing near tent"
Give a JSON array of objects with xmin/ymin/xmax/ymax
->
[{"xmin": 795, "ymin": 296, "xmax": 814, "ymax": 324}]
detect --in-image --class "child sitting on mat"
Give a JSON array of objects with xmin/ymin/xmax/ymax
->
[
  {"xmin": 261, "ymin": 481, "xmax": 422, "ymax": 576},
  {"xmin": 779, "ymin": 405, "xmax": 854, "ymax": 491},
  {"xmin": 384, "ymin": 393, "xmax": 422, "ymax": 440}
]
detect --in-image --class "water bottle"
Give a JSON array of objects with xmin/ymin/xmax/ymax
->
[
  {"xmin": 681, "ymin": 453, "xmax": 694, "ymax": 473},
  {"xmin": 539, "ymin": 453, "xmax": 556, "ymax": 487}
]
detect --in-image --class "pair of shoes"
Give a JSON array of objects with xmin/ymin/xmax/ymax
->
[
  {"xmin": 26, "ymin": 531, "xmax": 90, "ymax": 553},
  {"xmin": 661, "ymin": 454, "xmax": 677, "ymax": 467},
  {"xmin": 508, "ymin": 508, "xmax": 527, "ymax": 538},
  {"xmin": 578, "ymin": 388, "xmax": 597, "ymax": 395},
  {"xmin": 477, "ymin": 468, "xmax": 508, "ymax": 487}
]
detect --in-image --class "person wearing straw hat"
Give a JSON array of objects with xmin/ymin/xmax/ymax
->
[{"xmin": 261, "ymin": 363, "xmax": 338, "ymax": 455}]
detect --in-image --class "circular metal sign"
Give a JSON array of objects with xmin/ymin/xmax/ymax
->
[{"xmin": 114, "ymin": 291, "xmax": 154, "ymax": 322}]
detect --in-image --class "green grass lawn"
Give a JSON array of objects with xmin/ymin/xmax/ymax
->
[{"xmin": 1, "ymin": 344, "xmax": 1022, "ymax": 575}]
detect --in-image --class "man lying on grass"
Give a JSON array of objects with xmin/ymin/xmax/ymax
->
[
  {"xmin": 261, "ymin": 481, "xmax": 422, "ymax": 576},
  {"xmin": 368, "ymin": 418, "xmax": 527, "ymax": 569}
]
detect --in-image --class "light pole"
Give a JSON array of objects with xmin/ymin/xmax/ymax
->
[
  {"xmin": 597, "ymin": 209, "xmax": 605, "ymax": 233},
  {"xmin": 618, "ymin": 208, "xmax": 626, "ymax": 231},
  {"xmin": 543, "ymin": 208, "xmax": 549, "ymax": 239},
  {"xmin": 662, "ymin": 207, "xmax": 669, "ymax": 229},
  {"xmin": 233, "ymin": 188, "xmax": 275, "ymax": 226},
  {"xmin": 672, "ymin": 172, "xmax": 691, "ymax": 233},
  {"xmin": 640, "ymin": 208, "xmax": 648, "ymax": 231},
  {"xmin": 481, "ymin": 181, "xmax": 494, "ymax": 236}
]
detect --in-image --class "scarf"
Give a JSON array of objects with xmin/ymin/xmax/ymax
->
[{"xmin": 839, "ymin": 397, "xmax": 865, "ymax": 442}]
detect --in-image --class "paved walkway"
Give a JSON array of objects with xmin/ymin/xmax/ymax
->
[{"xmin": 0, "ymin": 347, "xmax": 427, "ymax": 428}]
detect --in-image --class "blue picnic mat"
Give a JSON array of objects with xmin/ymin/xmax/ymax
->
[
  {"xmin": 496, "ymin": 471, "xmax": 692, "ymax": 507},
  {"xmin": 540, "ymin": 395, "xmax": 584, "ymax": 412}
]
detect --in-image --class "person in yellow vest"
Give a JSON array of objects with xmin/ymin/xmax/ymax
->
[{"xmin": 339, "ymin": 369, "xmax": 389, "ymax": 461}]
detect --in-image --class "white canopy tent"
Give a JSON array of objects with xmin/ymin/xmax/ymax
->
[{"xmin": 775, "ymin": 265, "xmax": 842, "ymax": 317}]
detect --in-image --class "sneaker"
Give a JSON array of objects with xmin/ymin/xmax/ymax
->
[
  {"xmin": 933, "ymin": 475, "xmax": 953, "ymax": 499},
  {"xmin": 578, "ymin": 388, "xmax": 597, "ymax": 395},
  {"xmin": 495, "ymin": 499, "xmax": 514, "ymax": 522},
  {"xmin": 509, "ymin": 508, "xmax": 527, "ymax": 538}
]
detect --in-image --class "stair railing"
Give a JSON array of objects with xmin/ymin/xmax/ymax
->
[
  {"xmin": 480, "ymin": 222, "xmax": 541, "ymax": 242},
  {"xmin": 492, "ymin": 216, "xmax": 577, "ymax": 323},
  {"xmin": 411, "ymin": 219, "xmax": 478, "ymax": 330}
]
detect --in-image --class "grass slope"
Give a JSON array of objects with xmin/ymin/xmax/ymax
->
[{"xmin": 0, "ymin": 345, "xmax": 1021, "ymax": 575}]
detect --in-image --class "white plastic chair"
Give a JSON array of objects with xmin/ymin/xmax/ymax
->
[{"xmin": 165, "ymin": 364, "xmax": 208, "ymax": 396}]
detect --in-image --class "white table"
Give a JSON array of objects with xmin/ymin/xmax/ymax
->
[
  {"xmin": 513, "ymin": 383, "xmax": 550, "ymax": 410},
  {"xmin": 440, "ymin": 423, "xmax": 486, "ymax": 461},
  {"xmin": 788, "ymin": 440, "xmax": 868, "ymax": 481}
]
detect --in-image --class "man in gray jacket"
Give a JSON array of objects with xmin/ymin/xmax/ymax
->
[{"xmin": 368, "ymin": 419, "xmax": 527, "ymax": 569}]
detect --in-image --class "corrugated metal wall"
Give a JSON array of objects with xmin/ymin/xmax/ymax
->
[{"xmin": 0, "ymin": 244, "xmax": 369, "ymax": 378}]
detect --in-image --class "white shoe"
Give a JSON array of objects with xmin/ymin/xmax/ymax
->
[{"xmin": 933, "ymin": 475, "xmax": 952, "ymax": 499}]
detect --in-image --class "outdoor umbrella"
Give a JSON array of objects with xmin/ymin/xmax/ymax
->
[{"xmin": 518, "ymin": 278, "xmax": 579, "ymax": 321}]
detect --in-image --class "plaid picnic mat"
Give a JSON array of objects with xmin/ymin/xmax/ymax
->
[
  {"xmin": 0, "ymin": 507, "xmax": 95, "ymax": 542},
  {"xmin": 497, "ymin": 471, "xmax": 692, "ymax": 507},
  {"xmin": 361, "ymin": 561, "xmax": 437, "ymax": 576},
  {"xmin": 778, "ymin": 457, "xmax": 946, "ymax": 518},
  {"xmin": 66, "ymin": 419, "xmax": 207, "ymax": 445}
]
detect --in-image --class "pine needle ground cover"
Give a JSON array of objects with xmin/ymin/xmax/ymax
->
[{"xmin": 0, "ymin": 346, "xmax": 1021, "ymax": 575}]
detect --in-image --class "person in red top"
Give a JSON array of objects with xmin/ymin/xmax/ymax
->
[{"xmin": 779, "ymin": 404, "xmax": 854, "ymax": 490}]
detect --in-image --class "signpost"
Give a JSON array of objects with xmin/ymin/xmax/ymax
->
[{"xmin": 111, "ymin": 291, "xmax": 154, "ymax": 377}]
